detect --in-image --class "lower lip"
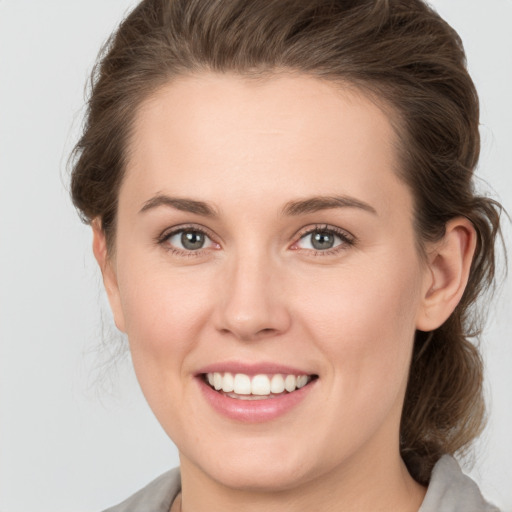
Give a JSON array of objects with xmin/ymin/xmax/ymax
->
[{"xmin": 197, "ymin": 377, "xmax": 317, "ymax": 423}]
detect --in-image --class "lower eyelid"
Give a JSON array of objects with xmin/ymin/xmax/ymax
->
[
  {"xmin": 158, "ymin": 225, "xmax": 214, "ymax": 242},
  {"xmin": 294, "ymin": 227, "xmax": 354, "ymax": 248},
  {"xmin": 157, "ymin": 225, "xmax": 354, "ymax": 255},
  {"xmin": 157, "ymin": 227, "xmax": 218, "ymax": 253}
]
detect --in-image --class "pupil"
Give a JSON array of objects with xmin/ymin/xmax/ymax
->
[
  {"xmin": 181, "ymin": 231, "xmax": 205, "ymax": 250},
  {"xmin": 312, "ymin": 231, "xmax": 334, "ymax": 250}
]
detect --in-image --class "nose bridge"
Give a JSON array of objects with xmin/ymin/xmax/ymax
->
[{"xmin": 215, "ymin": 244, "xmax": 290, "ymax": 340}]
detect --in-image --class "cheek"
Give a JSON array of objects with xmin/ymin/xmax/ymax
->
[
  {"xmin": 290, "ymin": 259, "xmax": 424, "ymax": 462},
  {"xmin": 297, "ymin": 256, "xmax": 423, "ymax": 394},
  {"xmin": 114, "ymin": 260, "xmax": 221, "ymax": 431},
  {"xmin": 115, "ymin": 256, "xmax": 215, "ymax": 374}
]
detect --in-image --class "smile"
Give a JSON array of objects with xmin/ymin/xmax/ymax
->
[{"xmin": 204, "ymin": 372, "xmax": 316, "ymax": 400}]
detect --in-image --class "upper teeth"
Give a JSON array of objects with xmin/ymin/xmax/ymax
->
[{"xmin": 206, "ymin": 372, "xmax": 311, "ymax": 395}]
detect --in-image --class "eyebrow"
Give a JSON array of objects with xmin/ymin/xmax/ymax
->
[
  {"xmin": 282, "ymin": 195, "xmax": 377, "ymax": 216},
  {"xmin": 139, "ymin": 195, "xmax": 218, "ymax": 217},
  {"xmin": 139, "ymin": 194, "xmax": 377, "ymax": 218}
]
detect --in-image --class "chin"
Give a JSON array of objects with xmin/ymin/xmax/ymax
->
[
  {"xmin": 204, "ymin": 457, "xmax": 313, "ymax": 492},
  {"xmin": 180, "ymin": 433, "xmax": 326, "ymax": 493}
]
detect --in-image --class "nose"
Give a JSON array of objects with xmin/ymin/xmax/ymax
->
[{"xmin": 214, "ymin": 251, "xmax": 292, "ymax": 342}]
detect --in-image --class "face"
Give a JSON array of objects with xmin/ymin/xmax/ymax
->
[{"xmin": 102, "ymin": 73, "xmax": 433, "ymax": 491}]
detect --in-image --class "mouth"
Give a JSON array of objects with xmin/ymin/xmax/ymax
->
[{"xmin": 202, "ymin": 372, "xmax": 318, "ymax": 400}]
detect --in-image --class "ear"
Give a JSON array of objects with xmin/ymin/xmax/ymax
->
[
  {"xmin": 91, "ymin": 219, "xmax": 126, "ymax": 333},
  {"xmin": 416, "ymin": 217, "xmax": 477, "ymax": 332}
]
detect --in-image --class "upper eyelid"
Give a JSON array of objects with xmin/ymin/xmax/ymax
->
[
  {"xmin": 156, "ymin": 223, "xmax": 355, "ymax": 250},
  {"xmin": 157, "ymin": 225, "xmax": 219, "ymax": 256},
  {"xmin": 157, "ymin": 223, "xmax": 218, "ymax": 243},
  {"xmin": 295, "ymin": 224, "xmax": 355, "ymax": 241},
  {"xmin": 290, "ymin": 226, "xmax": 356, "ymax": 258}
]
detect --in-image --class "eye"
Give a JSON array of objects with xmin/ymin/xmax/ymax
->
[
  {"xmin": 160, "ymin": 227, "xmax": 218, "ymax": 253},
  {"xmin": 293, "ymin": 225, "xmax": 354, "ymax": 253}
]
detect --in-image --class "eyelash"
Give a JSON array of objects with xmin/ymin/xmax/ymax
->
[
  {"xmin": 293, "ymin": 224, "xmax": 356, "ymax": 256},
  {"xmin": 156, "ymin": 224, "xmax": 217, "ymax": 257},
  {"xmin": 155, "ymin": 223, "xmax": 356, "ymax": 257}
]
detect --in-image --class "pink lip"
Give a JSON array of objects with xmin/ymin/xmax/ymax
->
[
  {"xmin": 196, "ymin": 374, "xmax": 318, "ymax": 423},
  {"xmin": 196, "ymin": 361, "xmax": 315, "ymax": 377}
]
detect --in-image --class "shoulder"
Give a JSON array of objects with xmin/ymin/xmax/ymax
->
[
  {"xmin": 101, "ymin": 467, "xmax": 181, "ymax": 512},
  {"xmin": 419, "ymin": 455, "xmax": 501, "ymax": 512}
]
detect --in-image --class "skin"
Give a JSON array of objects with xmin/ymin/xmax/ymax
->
[{"xmin": 93, "ymin": 73, "xmax": 476, "ymax": 512}]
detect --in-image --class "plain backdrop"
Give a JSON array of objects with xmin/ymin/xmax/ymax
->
[{"xmin": 0, "ymin": 1, "xmax": 511, "ymax": 511}]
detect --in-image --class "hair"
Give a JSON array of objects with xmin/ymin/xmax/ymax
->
[{"xmin": 70, "ymin": 0, "xmax": 504, "ymax": 485}]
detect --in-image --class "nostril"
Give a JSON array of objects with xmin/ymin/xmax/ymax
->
[
  {"xmin": 218, "ymin": 326, "xmax": 279, "ymax": 342},
  {"xmin": 259, "ymin": 328, "xmax": 278, "ymax": 335}
]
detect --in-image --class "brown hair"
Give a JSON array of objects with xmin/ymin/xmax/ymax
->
[{"xmin": 70, "ymin": 0, "xmax": 504, "ymax": 484}]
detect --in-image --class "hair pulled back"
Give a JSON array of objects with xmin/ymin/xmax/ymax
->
[{"xmin": 70, "ymin": 0, "xmax": 504, "ymax": 484}]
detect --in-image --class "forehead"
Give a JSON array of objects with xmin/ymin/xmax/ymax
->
[{"xmin": 122, "ymin": 72, "xmax": 409, "ymax": 218}]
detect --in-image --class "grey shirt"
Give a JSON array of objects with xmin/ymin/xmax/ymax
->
[{"xmin": 103, "ymin": 455, "xmax": 500, "ymax": 512}]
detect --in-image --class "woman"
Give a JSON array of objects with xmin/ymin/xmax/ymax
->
[{"xmin": 70, "ymin": 0, "xmax": 504, "ymax": 510}]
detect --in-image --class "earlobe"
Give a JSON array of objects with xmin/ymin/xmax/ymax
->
[
  {"xmin": 91, "ymin": 219, "xmax": 126, "ymax": 333},
  {"xmin": 416, "ymin": 217, "xmax": 477, "ymax": 332}
]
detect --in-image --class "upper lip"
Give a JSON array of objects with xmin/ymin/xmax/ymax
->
[{"xmin": 196, "ymin": 361, "xmax": 317, "ymax": 377}]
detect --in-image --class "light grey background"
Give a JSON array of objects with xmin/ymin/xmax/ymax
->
[{"xmin": 0, "ymin": 1, "xmax": 510, "ymax": 511}]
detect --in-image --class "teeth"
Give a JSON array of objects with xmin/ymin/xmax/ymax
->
[
  {"xmin": 296, "ymin": 375, "xmax": 308, "ymax": 389},
  {"xmin": 270, "ymin": 374, "xmax": 285, "ymax": 394},
  {"xmin": 221, "ymin": 372, "xmax": 234, "ymax": 392},
  {"xmin": 284, "ymin": 375, "xmax": 296, "ymax": 392},
  {"xmin": 251, "ymin": 374, "xmax": 270, "ymax": 395},
  {"xmin": 233, "ymin": 373, "xmax": 251, "ymax": 395},
  {"xmin": 206, "ymin": 372, "xmax": 312, "ymax": 396}
]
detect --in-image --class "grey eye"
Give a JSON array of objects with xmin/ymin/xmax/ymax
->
[
  {"xmin": 297, "ymin": 229, "xmax": 345, "ymax": 251},
  {"xmin": 181, "ymin": 231, "xmax": 205, "ymax": 250},
  {"xmin": 167, "ymin": 230, "xmax": 214, "ymax": 251},
  {"xmin": 310, "ymin": 231, "xmax": 336, "ymax": 250}
]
